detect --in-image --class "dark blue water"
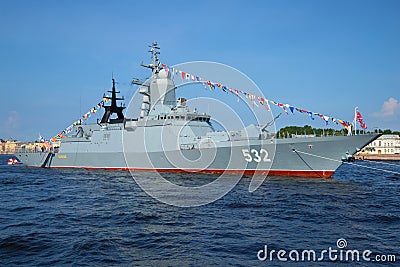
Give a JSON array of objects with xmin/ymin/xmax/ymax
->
[{"xmin": 1, "ymin": 154, "xmax": 399, "ymax": 266}]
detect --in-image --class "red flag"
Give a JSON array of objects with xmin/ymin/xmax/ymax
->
[{"xmin": 356, "ymin": 110, "xmax": 367, "ymax": 129}]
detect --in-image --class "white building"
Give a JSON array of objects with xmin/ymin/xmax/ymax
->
[{"xmin": 361, "ymin": 134, "xmax": 400, "ymax": 155}]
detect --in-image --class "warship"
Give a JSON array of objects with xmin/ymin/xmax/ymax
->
[{"xmin": 15, "ymin": 43, "xmax": 379, "ymax": 178}]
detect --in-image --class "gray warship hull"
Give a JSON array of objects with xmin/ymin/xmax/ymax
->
[
  {"xmin": 15, "ymin": 123, "xmax": 378, "ymax": 178},
  {"xmin": 14, "ymin": 43, "xmax": 379, "ymax": 178}
]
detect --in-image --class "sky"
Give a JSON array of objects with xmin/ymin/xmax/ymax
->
[{"xmin": 1, "ymin": 0, "xmax": 399, "ymax": 141}]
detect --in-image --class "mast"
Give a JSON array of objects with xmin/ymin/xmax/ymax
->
[
  {"xmin": 131, "ymin": 42, "xmax": 161, "ymax": 87},
  {"xmin": 354, "ymin": 106, "xmax": 358, "ymax": 135},
  {"xmin": 100, "ymin": 78, "xmax": 125, "ymax": 123},
  {"xmin": 140, "ymin": 41, "xmax": 161, "ymax": 75},
  {"xmin": 132, "ymin": 42, "xmax": 176, "ymax": 118}
]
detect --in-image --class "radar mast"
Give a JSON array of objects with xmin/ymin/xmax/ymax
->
[
  {"xmin": 100, "ymin": 78, "xmax": 125, "ymax": 123},
  {"xmin": 140, "ymin": 41, "xmax": 161, "ymax": 75}
]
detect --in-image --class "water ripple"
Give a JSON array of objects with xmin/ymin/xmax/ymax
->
[{"xmin": 0, "ymin": 155, "xmax": 399, "ymax": 266}]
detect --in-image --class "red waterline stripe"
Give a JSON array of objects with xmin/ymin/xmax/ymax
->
[{"xmin": 50, "ymin": 166, "xmax": 334, "ymax": 178}]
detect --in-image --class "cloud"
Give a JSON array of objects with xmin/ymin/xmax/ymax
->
[{"xmin": 372, "ymin": 97, "xmax": 400, "ymax": 118}]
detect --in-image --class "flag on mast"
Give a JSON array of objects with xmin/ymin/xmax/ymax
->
[{"xmin": 356, "ymin": 109, "xmax": 367, "ymax": 129}]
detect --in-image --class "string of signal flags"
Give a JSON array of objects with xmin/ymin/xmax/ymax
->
[
  {"xmin": 49, "ymin": 63, "xmax": 367, "ymax": 143},
  {"xmin": 161, "ymin": 63, "xmax": 367, "ymax": 131}
]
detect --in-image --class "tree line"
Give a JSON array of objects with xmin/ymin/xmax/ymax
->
[{"xmin": 276, "ymin": 125, "xmax": 400, "ymax": 138}]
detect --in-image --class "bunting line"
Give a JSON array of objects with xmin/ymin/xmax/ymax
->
[
  {"xmin": 162, "ymin": 63, "xmax": 354, "ymax": 130},
  {"xmin": 49, "ymin": 97, "xmax": 110, "ymax": 143},
  {"xmin": 48, "ymin": 64, "xmax": 359, "ymax": 143}
]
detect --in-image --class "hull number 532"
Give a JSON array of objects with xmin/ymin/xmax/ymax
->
[{"xmin": 242, "ymin": 148, "xmax": 271, "ymax": 162}]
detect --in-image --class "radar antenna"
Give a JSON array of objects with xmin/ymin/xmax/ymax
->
[
  {"xmin": 140, "ymin": 41, "xmax": 161, "ymax": 75},
  {"xmin": 132, "ymin": 41, "xmax": 161, "ymax": 86}
]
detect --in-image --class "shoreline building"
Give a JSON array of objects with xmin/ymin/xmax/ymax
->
[
  {"xmin": 1, "ymin": 140, "xmax": 40, "ymax": 154},
  {"xmin": 360, "ymin": 134, "xmax": 400, "ymax": 155}
]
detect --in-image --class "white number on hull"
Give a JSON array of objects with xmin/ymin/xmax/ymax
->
[
  {"xmin": 251, "ymin": 149, "xmax": 261, "ymax": 162},
  {"xmin": 260, "ymin": 148, "xmax": 271, "ymax": 162},
  {"xmin": 242, "ymin": 149, "xmax": 252, "ymax": 162},
  {"xmin": 242, "ymin": 148, "xmax": 271, "ymax": 162}
]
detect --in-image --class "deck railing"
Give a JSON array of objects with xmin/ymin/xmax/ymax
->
[{"xmin": 15, "ymin": 147, "xmax": 59, "ymax": 153}]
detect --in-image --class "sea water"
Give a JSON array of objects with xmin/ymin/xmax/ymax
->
[{"xmin": 0, "ymin": 154, "xmax": 399, "ymax": 266}]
